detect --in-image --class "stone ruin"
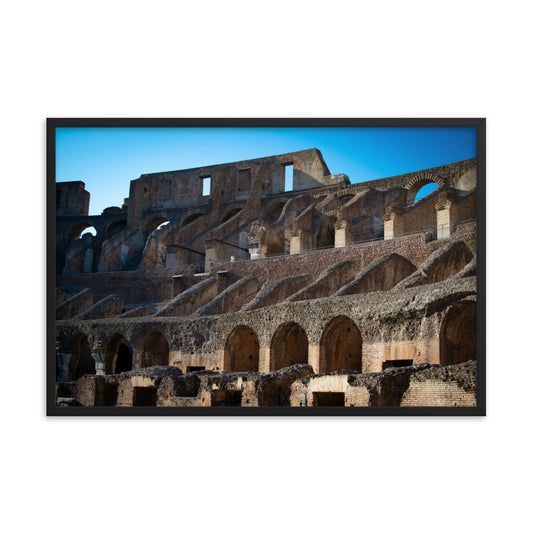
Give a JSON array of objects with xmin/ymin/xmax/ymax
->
[{"xmin": 55, "ymin": 148, "xmax": 478, "ymax": 408}]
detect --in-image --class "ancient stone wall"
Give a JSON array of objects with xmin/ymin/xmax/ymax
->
[
  {"xmin": 56, "ymin": 181, "xmax": 90, "ymax": 215},
  {"xmin": 72, "ymin": 361, "xmax": 476, "ymax": 408},
  {"xmin": 55, "ymin": 150, "xmax": 478, "ymax": 408}
]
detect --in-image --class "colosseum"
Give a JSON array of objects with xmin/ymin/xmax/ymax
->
[{"xmin": 53, "ymin": 147, "xmax": 479, "ymax": 411}]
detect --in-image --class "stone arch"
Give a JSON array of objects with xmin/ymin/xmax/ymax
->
[
  {"xmin": 265, "ymin": 202, "xmax": 286, "ymax": 224},
  {"xmin": 105, "ymin": 332, "xmax": 132, "ymax": 374},
  {"xmin": 181, "ymin": 213, "xmax": 203, "ymax": 227},
  {"xmin": 440, "ymin": 300, "xmax": 476, "ymax": 365},
  {"xmin": 315, "ymin": 216, "xmax": 336, "ymax": 249},
  {"xmin": 143, "ymin": 217, "xmax": 169, "ymax": 238},
  {"xmin": 142, "ymin": 331, "xmax": 169, "ymax": 368},
  {"xmin": 405, "ymin": 172, "xmax": 446, "ymax": 205},
  {"xmin": 66, "ymin": 221, "xmax": 95, "ymax": 243},
  {"xmin": 115, "ymin": 342, "xmax": 133, "ymax": 373},
  {"xmin": 67, "ymin": 333, "xmax": 95, "ymax": 381},
  {"xmin": 224, "ymin": 325, "xmax": 260, "ymax": 372},
  {"xmin": 319, "ymin": 316, "xmax": 363, "ymax": 373},
  {"xmin": 263, "ymin": 229, "xmax": 285, "ymax": 256},
  {"xmin": 103, "ymin": 220, "xmax": 127, "ymax": 241},
  {"xmin": 270, "ymin": 321, "xmax": 309, "ymax": 371},
  {"xmin": 80, "ymin": 226, "xmax": 97, "ymax": 237},
  {"xmin": 220, "ymin": 208, "xmax": 242, "ymax": 224},
  {"xmin": 340, "ymin": 194, "xmax": 354, "ymax": 205}
]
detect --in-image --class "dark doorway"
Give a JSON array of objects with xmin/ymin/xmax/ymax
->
[
  {"xmin": 270, "ymin": 322, "xmax": 308, "ymax": 371},
  {"xmin": 211, "ymin": 390, "xmax": 242, "ymax": 406},
  {"xmin": 115, "ymin": 343, "xmax": 133, "ymax": 373},
  {"xmin": 186, "ymin": 366, "xmax": 206, "ymax": 373},
  {"xmin": 313, "ymin": 392, "xmax": 345, "ymax": 406},
  {"xmin": 224, "ymin": 325, "xmax": 260, "ymax": 372},
  {"xmin": 382, "ymin": 359, "xmax": 413, "ymax": 370},
  {"xmin": 133, "ymin": 387, "xmax": 157, "ymax": 406},
  {"xmin": 97, "ymin": 383, "xmax": 118, "ymax": 406}
]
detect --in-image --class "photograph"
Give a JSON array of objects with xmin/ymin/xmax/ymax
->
[{"xmin": 49, "ymin": 118, "xmax": 484, "ymax": 414}]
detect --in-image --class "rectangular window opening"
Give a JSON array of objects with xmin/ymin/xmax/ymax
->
[
  {"xmin": 382, "ymin": 359, "xmax": 414, "ymax": 370},
  {"xmin": 132, "ymin": 386, "xmax": 157, "ymax": 406},
  {"xmin": 201, "ymin": 176, "xmax": 211, "ymax": 197},
  {"xmin": 284, "ymin": 164, "xmax": 293, "ymax": 192},
  {"xmin": 211, "ymin": 390, "xmax": 242, "ymax": 406},
  {"xmin": 313, "ymin": 392, "xmax": 345, "ymax": 407},
  {"xmin": 186, "ymin": 366, "xmax": 205, "ymax": 373}
]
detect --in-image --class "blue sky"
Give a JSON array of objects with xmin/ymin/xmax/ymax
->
[{"xmin": 56, "ymin": 127, "xmax": 476, "ymax": 216}]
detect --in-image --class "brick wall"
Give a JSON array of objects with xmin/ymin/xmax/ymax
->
[
  {"xmin": 400, "ymin": 380, "xmax": 476, "ymax": 407},
  {"xmin": 212, "ymin": 222, "xmax": 476, "ymax": 284}
]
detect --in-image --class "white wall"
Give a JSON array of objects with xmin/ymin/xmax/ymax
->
[{"xmin": 2, "ymin": 2, "xmax": 529, "ymax": 533}]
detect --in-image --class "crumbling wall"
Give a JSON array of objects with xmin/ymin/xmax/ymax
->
[
  {"xmin": 400, "ymin": 361, "xmax": 476, "ymax": 406},
  {"xmin": 290, "ymin": 361, "xmax": 476, "ymax": 407},
  {"xmin": 56, "ymin": 181, "xmax": 90, "ymax": 215}
]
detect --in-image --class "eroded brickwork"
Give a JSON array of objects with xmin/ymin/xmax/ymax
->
[{"xmin": 56, "ymin": 149, "xmax": 478, "ymax": 408}]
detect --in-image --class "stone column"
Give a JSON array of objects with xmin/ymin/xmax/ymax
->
[
  {"xmin": 132, "ymin": 346, "xmax": 144, "ymax": 370},
  {"xmin": 120, "ymin": 244, "xmax": 129, "ymax": 269},
  {"xmin": 435, "ymin": 190, "xmax": 457, "ymax": 239},
  {"xmin": 204, "ymin": 240, "xmax": 216, "ymax": 270},
  {"xmin": 248, "ymin": 221, "xmax": 265, "ymax": 259},
  {"xmin": 334, "ymin": 219, "xmax": 353, "ymax": 248},
  {"xmin": 289, "ymin": 229, "xmax": 311, "ymax": 254},
  {"xmin": 83, "ymin": 248, "xmax": 94, "ymax": 273},
  {"xmin": 56, "ymin": 341, "xmax": 71, "ymax": 382},
  {"xmin": 258, "ymin": 346, "xmax": 271, "ymax": 373},
  {"xmin": 383, "ymin": 206, "xmax": 403, "ymax": 240},
  {"xmin": 90, "ymin": 340, "xmax": 106, "ymax": 376},
  {"xmin": 307, "ymin": 343, "xmax": 320, "ymax": 373},
  {"xmin": 289, "ymin": 229, "xmax": 302, "ymax": 254}
]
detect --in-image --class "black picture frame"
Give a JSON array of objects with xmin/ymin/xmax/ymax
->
[{"xmin": 47, "ymin": 117, "xmax": 486, "ymax": 416}]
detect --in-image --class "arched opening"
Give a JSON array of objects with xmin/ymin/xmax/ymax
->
[
  {"xmin": 142, "ymin": 331, "xmax": 169, "ymax": 368},
  {"xmin": 264, "ymin": 230, "xmax": 285, "ymax": 256},
  {"xmin": 340, "ymin": 194, "xmax": 354, "ymax": 205},
  {"xmin": 414, "ymin": 182, "xmax": 439, "ymax": 203},
  {"xmin": 221, "ymin": 208, "xmax": 241, "ymax": 224},
  {"xmin": 80, "ymin": 226, "xmax": 97, "ymax": 237},
  {"xmin": 67, "ymin": 334, "xmax": 95, "ymax": 381},
  {"xmin": 105, "ymin": 333, "xmax": 133, "ymax": 374},
  {"xmin": 66, "ymin": 222, "xmax": 95, "ymax": 243},
  {"xmin": 182, "ymin": 213, "xmax": 203, "ymax": 227},
  {"xmin": 143, "ymin": 217, "xmax": 169, "ymax": 238},
  {"xmin": 315, "ymin": 217, "xmax": 335, "ymax": 249},
  {"xmin": 319, "ymin": 316, "xmax": 363, "ymax": 373},
  {"xmin": 224, "ymin": 325, "xmax": 260, "ymax": 372},
  {"xmin": 265, "ymin": 202, "xmax": 286, "ymax": 224},
  {"xmin": 406, "ymin": 176, "xmax": 444, "ymax": 205},
  {"xmin": 440, "ymin": 301, "xmax": 476, "ymax": 365},
  {"xmin": 115, "ymin": 343, "xmax": 133, "ymax": 373},
  {"xmin": 270, "ymin": 322, "xmax": 308, "ymax": 371},
  {"xmin": 104, "ymin": 220, "xmax": 127, "ymax": 241}
]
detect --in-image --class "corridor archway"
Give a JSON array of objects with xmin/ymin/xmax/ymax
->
[
  {"xmin": 440, "ymin": 301, "xmax": 476, "ymax": 365},
  {"xmin": 224, "ymin": 325, "xmax": 260, "ymax": 372},
  {"xmin": 319, "ymin": 316, "xmax": 362, "ymax": 373},
  {"xmin": 105, "ymin": 333, "xmax": 133, "ymax": 374},
  {"xmin": 270, "ymin": 322, "xmax": 308, "ymax": 371},
  {"xmin": 67, "ymin": 334, "xmax": 95, "ymax": 380}
]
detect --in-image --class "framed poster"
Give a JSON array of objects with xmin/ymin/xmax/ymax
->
[{"xmin": 47, "ymin": 118, "xmax": 485, "ymax": 415}]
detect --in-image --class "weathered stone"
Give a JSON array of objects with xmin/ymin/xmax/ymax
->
[{"xmin": 56, "ymin": 149, "xmax": 478, "ymax": 408}]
